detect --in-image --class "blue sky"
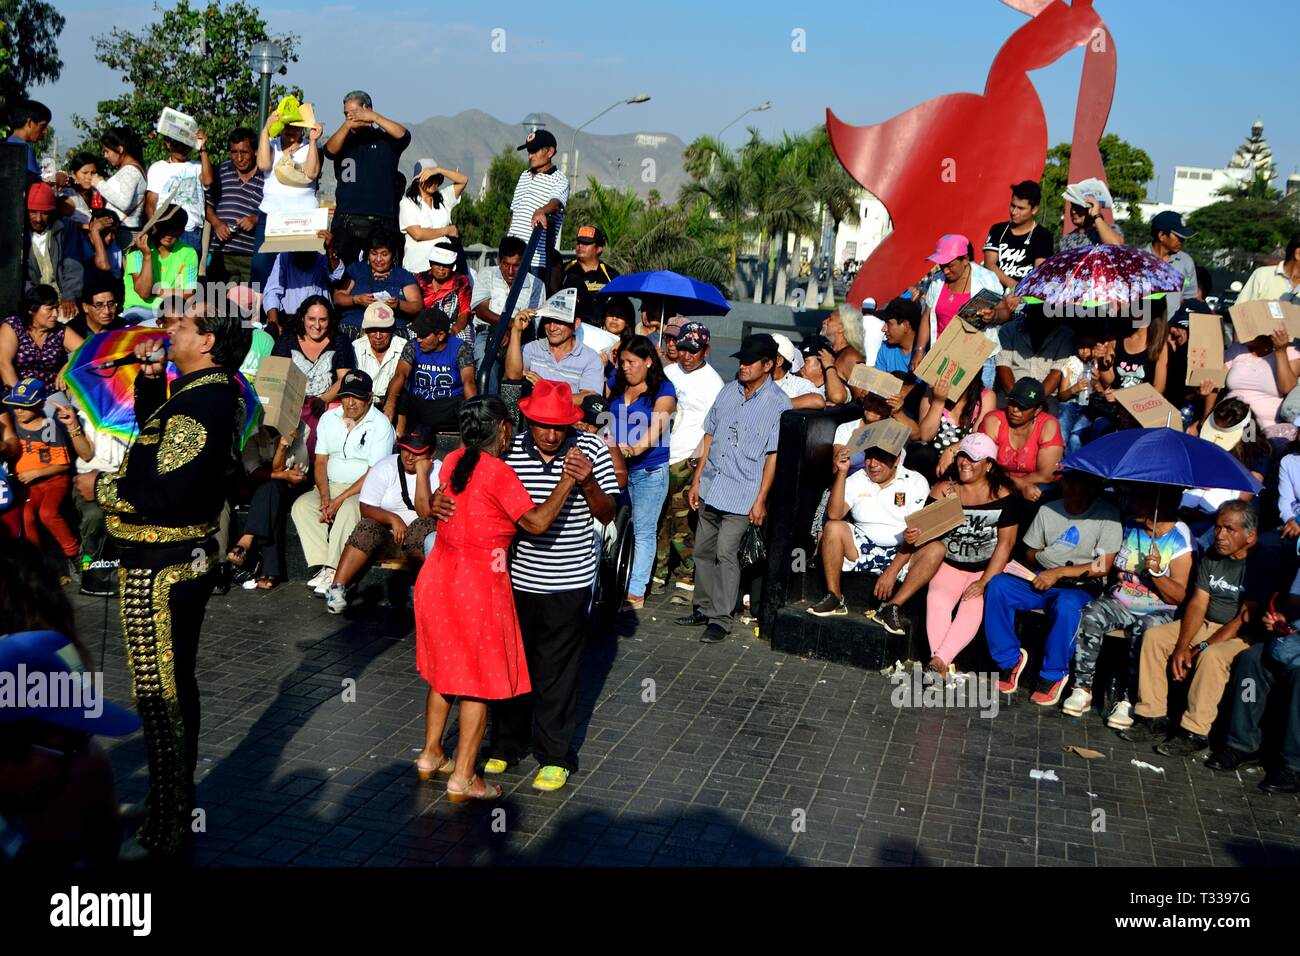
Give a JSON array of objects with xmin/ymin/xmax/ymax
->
[{"xmin": 34, "ymin": 0, "xmax": 1298, "ymax": 203}]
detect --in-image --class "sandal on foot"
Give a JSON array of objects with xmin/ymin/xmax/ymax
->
[
  {"xmin": 446, "ymin": 775, "xmax": 502, "ymax": 803},
  {"xmin": 415, "ymin": 754, "xmax": 456, "ymax": 781}
]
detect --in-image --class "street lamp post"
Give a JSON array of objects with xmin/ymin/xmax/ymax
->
[
  {"xmin": 718, "ymin": 101, "xmax": 770, "ymax": 140},
  {"xmin": 570, "ymin": 94, "xmax": 650, "ymax": 193},
  {"xmin": 248, "ymin": 40, "xmax": 286, "ymax": 131}
]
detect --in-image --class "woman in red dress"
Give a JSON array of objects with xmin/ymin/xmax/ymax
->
[{"xmin": 411, "ymin": 396, "xmax": 579, "ymax": 802}]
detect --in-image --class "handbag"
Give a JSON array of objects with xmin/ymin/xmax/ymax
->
[
  {"xmin": 79, "ymin": 536, "xmax": 120, "ymax": 597},
  {"xmin": 738, "ymin": 523, "xmax": 766, "ymax": 571}
]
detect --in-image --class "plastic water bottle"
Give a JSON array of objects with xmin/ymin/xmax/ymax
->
[{"xmin": 1077, "ymin": 364, "xmax": 1092, "ymax": 405}]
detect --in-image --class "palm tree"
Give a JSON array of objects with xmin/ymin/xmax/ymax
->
[
  {"xmin": 806, "ymin": 125, "xmax": 862, "ymax": 306},
  {"xmin": 681, "ymin": 135, "xmax": 750, "ymax": 291},
  {"xmin": 565, "ymin": 178, "xmax": 644, "ymax": 250}
]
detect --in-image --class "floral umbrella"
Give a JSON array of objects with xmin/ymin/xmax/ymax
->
[{"xmin": 1014, "ymin": 244, "xmax": 1186, "ymax": 313}]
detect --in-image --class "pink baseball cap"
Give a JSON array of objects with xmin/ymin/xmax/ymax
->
[
  {"xmin": 957, "ymin": 433, "xmax": 998, "ymax": 462},
  {"xmin": 927, "ymin": 234, "xmax": 971, "ymax": 266}
]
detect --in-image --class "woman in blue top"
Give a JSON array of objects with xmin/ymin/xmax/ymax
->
[
  {"xmin": 333, "ymin": 227, "xmax": 422, "ymax": 332},
  {"xmin": 609, "ymin": 335, "xmax": 677, "ymax": 610}
]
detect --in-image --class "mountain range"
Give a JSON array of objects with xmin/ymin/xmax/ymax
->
[{"xmin": 318, "ymin": 109, "xmax": 690, "ymax": 201}]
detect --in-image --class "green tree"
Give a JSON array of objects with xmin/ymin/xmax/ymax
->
[
  {"xmin": 1215, "ymin": 168, "xmax": 1282, "ymax": 202},
  {"xmin": 1040, "ymin": 134, "xmax": 1155, "ymax": 241},
  {"xmin": 72, "ymin": 0, "xmax": 298, "ymax": 164},
  {"xmin": 1185, "ymin": 198, "xmax": 1300, "ymax": 273},
  {"xmin": 680, "ymin": 134, "xmax": 750, "ymax": 283},
  {"xmin": 452, "ymin": 148, "xmax": 526, "ymax": 248},
  {"xmin": 566, "ymin": 178, "xmax": 644, "ymax": 251},
  {"xmin": 0, "ymin": 0, "xmax": 65, "ymax": 133}
]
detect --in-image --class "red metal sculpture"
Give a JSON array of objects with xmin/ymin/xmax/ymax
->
[{"xmin": 828, "ymin": 0, "xmax": 1117, "ymax": 305}]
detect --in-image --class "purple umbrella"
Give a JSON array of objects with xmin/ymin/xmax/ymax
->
[{"xmin": 1016, "ymin": 245, "xmax": 1186, "ymax": 313}]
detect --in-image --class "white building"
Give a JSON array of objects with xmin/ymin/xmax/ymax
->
[{"xmin": 1138, "ymin": 164, "xmax": 1254, "ymax": 221}]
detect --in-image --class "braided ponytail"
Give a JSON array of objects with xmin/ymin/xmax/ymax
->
[{"xmin": 450, "ymin": 396, "xmax": 510, "ymax": 494}]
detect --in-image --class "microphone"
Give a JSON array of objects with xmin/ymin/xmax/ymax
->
[{"xmin": 92, "ymin": 345, "xmax": 167, "ymax": 372}]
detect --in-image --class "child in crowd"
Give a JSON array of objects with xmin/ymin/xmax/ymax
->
[{"xmin": 4, "ymin": 378, "xmax": 92, "ymax": 577}]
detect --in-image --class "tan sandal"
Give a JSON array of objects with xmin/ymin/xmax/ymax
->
[
  {"xmin": 415, "ymin": 754, "xmax": 455, "ymax": 781},
  {"xmin": 446, "ymin": 774, "xmax": 502, "ymax": 803}
]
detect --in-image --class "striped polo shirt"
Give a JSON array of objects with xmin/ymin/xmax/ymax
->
[
  {"xmin": 207, "ymin": 160, "xmax": 265, "ymax": 255},
  {"xmin": 699, "ymin": 377, "xmax": 792, "ymax": 515},
  {"xmin": 521, "ymin": 338, "xmax": 605, "ymax": 395},
  {"xmin": 504, "ymin": 429, "xmax": 619, "ymax": 593},
  {"xmin": 507, "ymin": 166, "xmax": 569, "ymax": 268}
]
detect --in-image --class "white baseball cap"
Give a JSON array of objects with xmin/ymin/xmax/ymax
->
[
  {"xmin": 770, "ymin": 333, "xmax": 800, "ymax": 368},
  {"xmin": 427, "ymin": 244, "xmax": 457, "ymax": 266}
]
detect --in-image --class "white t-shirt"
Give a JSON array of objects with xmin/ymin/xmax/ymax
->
[
  {"xmin": 360, "ymin": 453, "xmax": 443, "ymax": 526},
  {"xmin": 145, "ymin": 159, "xmax": 204, "ymax": 231},
  {"xmin": 398, "ymin": 185, "xmax": 459, "ymax": 273},
  {"xmin": 315, "ymin": 405, "xmax": 396, "ymax": 484},
  {"xmin": 97, "ymin": 165, "xmax": 147, "ymax": 227},
  {"xmin": 842, "ymin": 466, "xmax": 930, "ymax": 546},
  {"xmin": 664, "ymin": 361, "xmax": 725, "ymax": 465},
  {"xmin": 861, "ymin": 313, "xmax": 885, "ymax": 366},
  {"xmin": 260, "ymin": 140, "xmax": 319, "ymax": 214},
  {"xmin": 775, "ymin": 371, "xmax": 820, "ymax": 401},
  {"xmin": 470, "ymin": 265, "xmax": 544, "ymax": 324}
]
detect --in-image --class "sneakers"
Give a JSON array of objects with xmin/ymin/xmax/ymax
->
[
  {"xmin": 807, "ymin": 593, "xmax": 847, "ymax": 617},
  {"xmin": 675, "ymin": 580, "xmax": 695, "ymax": 592},
  {"xmin": 873, "ymin": 603, "xmax": 906, "ymax": 635},
  {"xmin": 998, "ymin": 648, "xmax": 1030, "ymax": 694},
  {"xmin": 1118, "ymin": 715, "xmax": 1169, "ymax": 743},
  {"xmin": 675, "ymin": 610, "xmax": 708, "ymax": 627},
  {"xmin": 312, "ymin": 569, "xmax": 335, "ymax": 598},
  {"xmin": 324, "ymin": 583, "xmax": 349, "ymax": 614},
  {"xmin": 532, "ymin": 765, "xmax": 570, "ymax": 793},
  {"xmin": 1030, "ymin": 676, "xmax": 1067, "ymax": 707},
  {"xmin": 1105, "ymin": 700, "xmax": 1134, "ymax": 730},
  {"xmin": 305, "ymin": 567, "xmax": 332, "ymax": 590},
  {"xmin": 1061, "ymin": 686, "xmax": 1092, "ymax": 717},
  {"xmin": 1154, "ymin": 730, "xmax": 1208, "ymax": 757},
  {"xmin": 1205, "ymin": 747, "xmax": 1260, "ymax": 773},
  {"xmin": 649, "ymin": 579, "xmax": 668, "ymax": 596}
]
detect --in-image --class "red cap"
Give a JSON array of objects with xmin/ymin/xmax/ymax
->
[
  {"xmin": 518, "ymin": 379, "xmax": 583, "ymax": 427},
  {"xmin": 27, "ymin": 182, "xmax": 56, "ymax": 212}
]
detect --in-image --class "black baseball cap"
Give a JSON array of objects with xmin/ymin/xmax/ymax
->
[
  {"xmin": 575, "ymin": 225, "xmax": 605, "ymax": 245},
  {"xmin": 732, "ymin": 333, "xmax": 780, "ymax": 364},
  {"xmin": 1008, "ymin": 376, "xmax": 1045, "ymax": 409},
  {"xmin": 581, "ymin": 394, "xmax": 609, "ymax": 429},
  {"xmin": 396, "ymin": 427, "xmax": 434, "ymax": 454},
  {"xmin": 517, "ymin": 129, "xmax": 558, "ymax": 153},
  {"xmin": 338, "ymin": 369, "xmax": 374, "ymax": 400},
  {"xmin": 800, "ymin": 333, "xmax": 834, "ymax": 357},
  {"xmin": 413, "ymin": 307, "xmax": 451, "ymax": 338},
  {"xmin": 1151, "ymin": 210, "xmax": 1196, "ymax": 239}
]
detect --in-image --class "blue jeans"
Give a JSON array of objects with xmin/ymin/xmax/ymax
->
[
  {"xmin": 1057, "ymin": 402, "xmax": 1091, "ymax": 455},
  {"xmin": 626, "ymin": 463, "xmax": 670, "ymax": 598},
  {"xmin": 182, "ymin": 227, "xmax": 203, "ymax": 252},
  {"xmin": 985, "ymin": 574, "xmax": 1094, "ymax": 683}
]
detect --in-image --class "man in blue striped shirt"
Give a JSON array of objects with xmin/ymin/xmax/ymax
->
[
  {"xmin": 681, "ymin": 334, "xmax": 792, "ymax": 642},
  {"xmin": 200, "ymin": 127, "xmax": 264, "ymax": 283}
]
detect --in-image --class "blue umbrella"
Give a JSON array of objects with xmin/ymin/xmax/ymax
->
[
  {"xmin": 1061, "ymin": 427, "xmax": 1261, "ymax": 494},
  {"xmin": 597, "ymin": 270, "xmax": 731, "ymax": 316}
]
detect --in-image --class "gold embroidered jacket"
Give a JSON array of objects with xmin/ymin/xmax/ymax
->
[{"xmin": 97, "ymin": 367, "xmax": 244, "ymax": 548}]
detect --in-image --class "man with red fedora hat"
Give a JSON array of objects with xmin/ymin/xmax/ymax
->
[
  {"xmin": 25, "ymin": 182, "xmax": 83, "ymax": 317},
  {"xmin": 434, "ymin": 377, "xmax": 618, "ymax": 792}
]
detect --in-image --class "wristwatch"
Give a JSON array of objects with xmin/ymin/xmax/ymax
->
[{"xmin": 1196, "ymin": 640, "xmax": 1210, "ymax": 653}]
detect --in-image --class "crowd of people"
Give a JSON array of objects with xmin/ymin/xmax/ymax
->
[{"xmin": 3, "ymin": 91, "xmax": 1300, "ymax": 864}]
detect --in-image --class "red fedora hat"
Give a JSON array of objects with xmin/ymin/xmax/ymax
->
[{"xmin": 518, "ymin": 378, "xmax": 583, "ymax": 427}]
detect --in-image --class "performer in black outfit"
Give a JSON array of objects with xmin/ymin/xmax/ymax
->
[{"xmin": 95, "ymin": 298, "xmax": 252, "ymax": 861}]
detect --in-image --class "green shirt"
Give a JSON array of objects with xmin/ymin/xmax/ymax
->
[{"xmin": 122, "ymin": 245, "xmax": 199, "ymax": 311}]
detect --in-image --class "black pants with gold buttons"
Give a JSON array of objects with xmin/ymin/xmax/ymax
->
[{"xmin": 117, "ymin": 540, "xmax": 216, "ymax": 857}]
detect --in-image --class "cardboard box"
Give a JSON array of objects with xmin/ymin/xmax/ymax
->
[
  {"xmin": 847, "ymin": 364, "xmax": 903, "ymax": 399},
  {"xmin": 846, "ymin": 418, "xmax": 910, "ymax": 457},
  {"xmin": 1185, "ymin": 313, "xmax": 1226, "ymax": 389},
  {"xmin": 252, "ymin": 356, "xmax": 307, "ymax": 438},
  {"xmin": 258, "ymin": 208, "xmax": 330, "ymax": 255},
  {"xmin": 905, "ymin": 494, "xmax": 965, "ymax": 545},
  {"xmin": 914, "ymin": 318, "xmax": 997, "ymax": 391},
  {"xmin": 1114, "ymin": 383, "xmax": 1183, "ymax": 431},
  {"xmin": 1228, "ymin": 299, "xmax": 1300, "ymax": 344}
]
